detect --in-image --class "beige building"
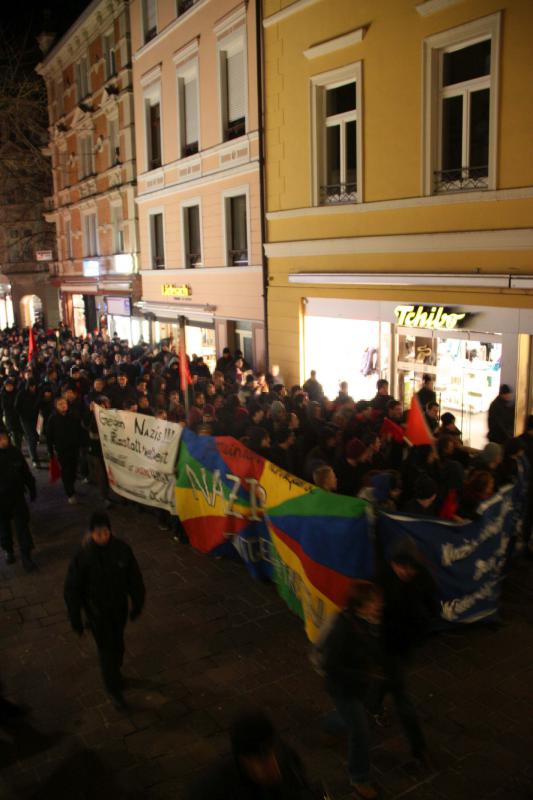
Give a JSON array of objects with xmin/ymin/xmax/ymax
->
[
  {"xmin": 37, "ymin": 0, "xmax": 142, "ymax": 342},
  {"xmin": 130, "ymin": 0, "xmax": 265, "ymax": 371}
]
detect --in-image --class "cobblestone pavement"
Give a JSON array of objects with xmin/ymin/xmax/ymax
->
[{"xmin": 1, "ymin": 463, "xmax": 533, "ymax": 800}]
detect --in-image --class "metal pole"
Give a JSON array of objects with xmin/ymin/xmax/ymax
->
[{"xmin": 179, "ymin": 314, "xmax": 190, "ymax": 415}]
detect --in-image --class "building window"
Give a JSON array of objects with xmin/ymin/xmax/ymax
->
[
  {"xmin": 177, "ymin": 64, "xmax": 199, "ymax": 158},
  {"xmin": 150, "ymin": 212, "xmax": 165, "ymax": 269},
  {"xmin": 79, "ymin": 134, "xmax": 95, "ymax": 179},
  {"xmin": 177, "ymin": 0, "xmax": 200, "ymax": 16},
  {"xmin": 84, "ymin": 212, "xmax": 98, "ymax": 256},
  {"xmin": 111, "ymin": 205, "xmax": 124, "ymax": 253},
  {"xmin": 108, "ymin": 117, "xmax": 120, "ymax": 166},
  {"xmin": 423, "ymin": 13, "xmax": 500, "ymax": 195},
  {"xmin": 65, "ymin": 219, "xmax": 72, "ymax": 259},
  {"xmin": 104, "ymin": 33, "xmax": 117, "ymax": 79},
  {"xmin": 75, "ymin": 56, "xmax": 90, "ymax": 100},
  {"xmin": 312, "ymin": 63, "xmax": 362, "ymax": 206},
  {"xmin": 142, "ymin": 0, "xmax": 157, "ymax": 44},
  {"xmin": 145, "ymin": 97, "xmax": 162, "ymax": 170},
  {"xmin": 226, "ymin": 194, "xmax": 248, "ymax": 266},
  {"xmin": 56, "ymin": 78, "xmax": 64, "ymax": 117},
  {"xmin": 183, "ymin": 205, "xmax": 201, "ymax": 267},
  {"xmin": 59, "ymin": 149, "xmax": 69, "ymax": 189},
  {"xmin": 220, "ymin": 39, "xmax": 246, "ymax": 141}
]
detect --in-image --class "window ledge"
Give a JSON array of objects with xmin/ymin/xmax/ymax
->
[{"xmin": 416, "ymin": 0, "xmax": 465, "ymax": 17}]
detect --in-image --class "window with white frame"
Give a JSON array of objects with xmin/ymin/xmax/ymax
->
[
  {"xmin": 104, "ymin": 32, "xmax": 117, "ymax": 79},
  {"xmin": 142, "ymin": 0, "xmax": 157, "ymax": 44},
  {"xmin": 423, "ymin": 13, "xmax": 500, "ymax": 195},
  {"xmin": 149, "ymin": 212, "xmax": 165, "ymax": 269},
  {"xmin": 144, "ymin": 84, "xmax": 162, "ymax": 170},
  {"xmin": 108, "ymin": 117, "xmax": 119, "ymax": 166},
  {"xmin": 182, "ymin": 204, "xmax": 201, "ymax": 267},
  {"xmin": 75, "ymin": 56, "xmax": 90, "ymax": 100},
  {"xmin": 225, "ymin": 194, "xmax": 248, "ymax": 266},
  {"xmin": 220, "ymin": 35, "xmax": 246, "ymax": 141},
  {"xmin": 312, "ymin": 64, "xmax": 362, "ymax": 205},
  {"xmin": 65, "ymin": 219, "xmax": 73, "ymax": 259},
  {"xmin": 83, "ymin": 212, "xmax": 98, "ymax": 256},
  {"xmin": 79, "ymin": 134, "xmax": 94, "ymax": 179},
  {"xmin": 177, "ymin": 61, "xmax": 199, "ymax": 158},
  {"xmin": 111, "ymin": 204, "xmax": 124, "ymax": 253}
]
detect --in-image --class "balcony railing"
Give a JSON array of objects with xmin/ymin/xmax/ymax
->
[
  {"xmin": 187, "ymin": 252, "xmax": 201, "ymax": 268},
  {"xmin": 177, "ymin": 0, "xmax": 200, "ymax": 15},
  {"xmin": 320, "ymin": 182, "xmax": 357, "ymax": 205},
  {"xmin": 434, "ymin": 166, "xmax": 488, "ymax": 194},
  {"xmin": 153, "ymin": 256, "xmax": 165, "ymax": 270},
  {"xmin": 225, "ymin": 118, "xmax": 245, "ymax": 141},
  {"xmin": 228, "ymin": 249, "xmax": 248, "ymax": 266}
]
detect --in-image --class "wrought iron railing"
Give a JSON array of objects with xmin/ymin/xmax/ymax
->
[
  {"xmin": 434, "ymin": 166, "xmax": 488, "ymax": 193},
  {"xmin": 228, "ymin": 249, "xmax": 248, "ymax": 266},
  {"xmin": 187, "ymin": 252, "xmax": 201, "ymax": 267},
  {"xmin": 177, "ymin": 0, "xmax": 200, "ymax": 15},
  {"xmin": 225, "ymin": 118, "xmax": 245, "ymax": 141},
  {"xmin": 320, "ymin": 182, "xmax": 357, "ymax": 204}
]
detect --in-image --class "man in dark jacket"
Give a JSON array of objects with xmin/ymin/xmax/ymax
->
[
  {"xmin": 322, "ymin": 581, "xmax": 383, "ymax": 800},
  {"xmin": 488, "ymin": 384, "xmax": 515, "ymax": 445},
  {"xmin": 64, "ymin": 511, "xmax": 145, "ymax": 709},
  {"xmin": 0, "ymin": 429, "xmax": 37, "ymax": 570},
  {"xmin": 374, "ymin": 546, "xmax": 439, "ymax": 766},
  {"xmin": 46, "ymin": 396, "xmax": 81, "ymax": 503},
  {"xmin": 15, "ymin": 379, "xmax": 40, "ymax": 467},
  {"xmin": 1, "ymin": 378, "xmax": 23, "ymax": 448},
  {"xmin": 107, "ymin": 372, "xmax": 137, "ymax": 410},
  {"xmin": 188, "ymin": 711, "xmax": 318, "ymax": 800}
]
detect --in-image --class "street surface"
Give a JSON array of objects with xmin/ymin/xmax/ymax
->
[{"xmin": 1, "ymin": 468, "xmax": 532, "ymax": 800}]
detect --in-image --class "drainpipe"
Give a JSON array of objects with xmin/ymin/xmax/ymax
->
[{"xmin": 255, "ymin": 0, "xmax": 269, "ymax": 372}]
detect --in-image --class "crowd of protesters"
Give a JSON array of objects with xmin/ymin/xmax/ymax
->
[
  {"xmin": 1, "ymin": 321, "xmax": 532, "ymax": 799},
  {"xmin": 0, "ymin": 323, "xmax": 532, "ymax": 561}
]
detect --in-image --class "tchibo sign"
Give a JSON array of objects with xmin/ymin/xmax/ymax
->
[{"xmin": 394, "ymin": 304, "xmax": 468, "ymax": 331}]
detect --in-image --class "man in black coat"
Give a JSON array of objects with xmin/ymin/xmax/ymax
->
[
  {"xmin": 64, "ymin": 511, "xmax": 145, "ymax": 709},
  {"xmin": 0, "ymin": 429, "xmax": 37, "ymax": 571},
  {"xmin": 488, "ymin": 384, "xmax": 515, "ymax": 445},
  {"xmin": 15, "ymin": 379, "xmax": 40, "ymax": 467},
  {"xmin": 0, "ymin": 378, "xmax": 23, "ymax": 449},
  {"xmin": 46, "ymin": 396, "xmax": 81, "ymax": 503}
]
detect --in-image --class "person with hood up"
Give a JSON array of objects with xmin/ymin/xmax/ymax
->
[{"xmin": 0, "ymin": 428, "xmax": 37, "ymax": 571}]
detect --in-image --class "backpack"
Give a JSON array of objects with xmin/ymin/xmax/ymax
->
[{"xmin": 309, "ymin": 612, "xmax": 339, "ymax": 676}]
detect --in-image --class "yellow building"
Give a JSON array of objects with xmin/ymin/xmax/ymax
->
[{"xmin": 263, "ymin": 0, "xmax": 533, "ymax": 447}]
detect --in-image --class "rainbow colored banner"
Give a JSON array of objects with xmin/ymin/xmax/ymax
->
[{"xmin": 175, "ymin": 429, "xmax": 374, "ymax": 641}]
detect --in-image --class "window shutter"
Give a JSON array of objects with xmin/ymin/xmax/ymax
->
[
  {"xmin": 184, "ymin": 75, "xmax": 198, "ymax": 145},
  {"xmin": 226, "ymin": 49, "xmax": 245, "ymax": 123}
]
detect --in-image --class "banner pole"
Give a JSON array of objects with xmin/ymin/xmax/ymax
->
[{"xmin": 179, "ymin": 315, "xmax": 190, "ymax": 416}]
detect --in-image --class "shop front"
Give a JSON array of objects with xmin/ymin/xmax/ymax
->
[
  {"xmin": 0, "ymin": 281, "xmax": 14, "ymax": 330},
  {"xmin": 138, "ymin": 267, "xmax": 265, "ymax": 371},
  {"xmin": 59, "ymin": 270, "xmax": 140, "ymax": 340},
  {"xmin": 303, "ymin": 298, "xmax": 532, "ymax": 449}
]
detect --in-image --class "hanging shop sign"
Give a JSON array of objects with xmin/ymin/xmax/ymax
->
[
  {"xmin": 394, "ymin": 304, "xmax": 469, "ymax": 331},
  {"xmin": 161, "ymin": 283, "xmax": 192, "ymax": 299}
]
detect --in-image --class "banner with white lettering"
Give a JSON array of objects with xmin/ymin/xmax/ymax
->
[
  {"xmin": 95, "ymin": 406, "xmax": 183, "ymax": 513},
  {"xmin": 378, "ymin": 484, "xmax": 517, "ymax": 625}
]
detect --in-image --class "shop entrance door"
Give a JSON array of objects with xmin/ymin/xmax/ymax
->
[{"xmin": 396, "ymin": 327, "xmax": 502, "ymax": 449}]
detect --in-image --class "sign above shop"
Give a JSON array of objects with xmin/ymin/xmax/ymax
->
[
  {"xmin": 35, "ymin": 250, "xmax": 53, "ymax": 262},
  {"xmin": 394, "ymin": 304, "xmax": 468, "ymax": 331},
  {"xmin": 161, "ymin": 283, "xmax": 192, "ymax": 299}
]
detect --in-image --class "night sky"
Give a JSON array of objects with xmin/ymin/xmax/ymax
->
[{"xmin": 0, "ymin": 0, "xmax": 92, "ymax": 57}]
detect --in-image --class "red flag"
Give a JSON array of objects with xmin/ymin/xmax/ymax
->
[
  {"xmin": 404, "ymin": 395, "xmax": 434, "ymax": 446},
  {"xmin": 178, "ymin": 333, "xmax": 192, "ymax": 392},
  {"xmin": 28, "ymin": 328, "xmax": 36, "ymax": 362},
  {"xmin": 379, "ymin": 416, "xmax": 405, "ymax": 443}
]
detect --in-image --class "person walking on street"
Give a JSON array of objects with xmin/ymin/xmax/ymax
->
[
  {"xmin": 15, "ymin": 378, "xmax": 40, "ymax": 467},
  {"xmin": 322, "ymin": 581, "xmax": 384, "ymax": 800},
  {"xmin": 0, "ymin": 429, "xmax": 37, "ymax": 571},
  {"xmin": 416, "ymin": 375, "xmax": 436, "ymax": 410},
  {"xmin": 64, "ymin": 511, "xmax": 145, "ymax": 710},
  {"xmin": 374, "ymin": 545, "xmax": 439, "ymax": 767},
  {"xmin": 488, "ymin": 384, "xmax": 515, "ymax": 445},
  {"xmin": 46, "ymin": 396, "xmax": 81, "ymax": 503}
]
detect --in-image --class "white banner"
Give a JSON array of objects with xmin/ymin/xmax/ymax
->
[{"xmin": 95, "ymin": 406, "xmax": 183, "ymax": 513}]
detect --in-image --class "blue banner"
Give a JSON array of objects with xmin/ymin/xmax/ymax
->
[{"xmin": 379, "ymin": 483, "xmax": 517, "ymax": 625}]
